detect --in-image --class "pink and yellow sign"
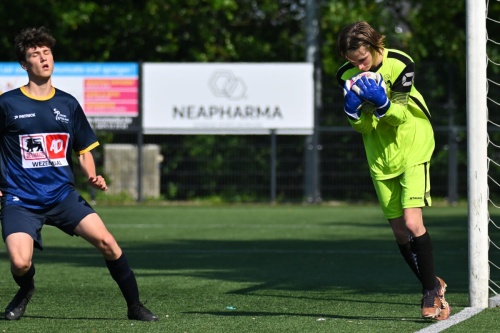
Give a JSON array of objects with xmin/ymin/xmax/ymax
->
[{"xmin": 84, "ymin": 78, "xmax": 139, "ymax": 115}]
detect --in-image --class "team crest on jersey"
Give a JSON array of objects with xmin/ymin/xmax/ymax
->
[
  {"xmin": 53, "ymin": 108, "xmax": 69, "ymax": 123},
  {"xmin": 20, "ymin": 133, "xmax": 70, "ymax": 169}
]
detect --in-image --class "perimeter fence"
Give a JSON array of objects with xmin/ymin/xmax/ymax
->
[{"xmin": 82, "ymin": 63, "xmax": 471, "ymax": 204}]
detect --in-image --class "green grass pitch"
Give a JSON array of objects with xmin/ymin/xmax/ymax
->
[{"xmin": 0, "ymin": 204, "xmax": 498, "ymax": 332}]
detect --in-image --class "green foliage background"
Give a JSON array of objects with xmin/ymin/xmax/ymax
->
[
  {"xmin": 0, "ymin": 1, "xmax": 470, "ymax": 69},
  {"xmin": 0, "ymin": 1, "xmax": 497, "ymax": 202}
]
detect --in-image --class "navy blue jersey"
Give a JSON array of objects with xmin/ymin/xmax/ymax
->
[{"xmin": 0, "ymin": 86, "xmax": 99, "ymax": 209}]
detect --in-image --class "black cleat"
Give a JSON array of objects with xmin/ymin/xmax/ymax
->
[
  {"xmin": 127, "ymin": 302, "xmax": 158, "ymax": 322},
  {"xmin": 5, "ymin": 286, "xmax": 35, "ymax": 320}
]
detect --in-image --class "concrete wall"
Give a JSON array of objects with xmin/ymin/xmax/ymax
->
[{"xmin": 104, "ymin": 144, "xmax": 163, "ymax": 199}]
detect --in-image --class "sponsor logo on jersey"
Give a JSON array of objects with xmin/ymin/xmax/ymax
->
[
  {"xmin": 384, "ymin": 75, "xmax": 392, "ymax": 89},
  {"xmin": 14, "ymin": 113, "xmax": 36, "ymax": 120},
  {"xmin": 19, "ymin": 133, "xmax": 70, "ymax": 169},
  {"xmin": 53, "ymin": 108, "xmax": 69, "ymax": 123},
  {"xmin": 402, "ymin": 72, "xmax": 414, "ymax": 87}
]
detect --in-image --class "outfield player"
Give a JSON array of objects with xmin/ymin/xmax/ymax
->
[
  {"xmin": 0, "ymin": 26, "xmax": 158, "ymax": 321},
  {"xmin": 336, "ymin": 21, "xmax": 451, "ymax": 320}
]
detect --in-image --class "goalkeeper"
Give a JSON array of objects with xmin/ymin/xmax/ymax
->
[{"xmin": 336, "ymin": 21, "xmax": 451, "ymax": 321}]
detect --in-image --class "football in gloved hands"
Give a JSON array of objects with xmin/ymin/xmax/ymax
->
[{"xmin": 345, "ymin": 71, "xmax": 386, "ymax": 96}]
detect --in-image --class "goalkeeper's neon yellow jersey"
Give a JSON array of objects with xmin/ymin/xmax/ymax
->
[{"xmin": 336, "ymin": 48, "xmax": 435, "ymax": 180}]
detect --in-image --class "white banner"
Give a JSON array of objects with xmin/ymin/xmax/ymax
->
[{"xmin": 142, "ymin": 63, "xmax": 314, "ymax": 134}]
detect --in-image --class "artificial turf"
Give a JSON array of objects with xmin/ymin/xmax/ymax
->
[{"xmin": 0, "ymin": 204, "xmax": 495, "ymax": 333}]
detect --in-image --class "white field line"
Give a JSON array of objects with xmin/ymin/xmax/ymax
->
[
  {"xmin": 414, "ymin": 307, "xmax": 484, "ymax": 333},
  {"xmin": 106, "ymin": 223, "xmax": 362, "ymax": 229},
  {"xmin": 22, "ymin": 248, "xmax": 395, "ymax": 256},
  {"xmin": 0, "ymin": 247, "xmax": 464, "ymax": 257},
  {"xmin": 118, "ymin": 248, "xmax": 395, "ymax": 254}
]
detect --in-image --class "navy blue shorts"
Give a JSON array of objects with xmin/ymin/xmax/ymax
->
[{"xmin": 0, "ymin": 189, "xmax": 95, "ymax": 250}]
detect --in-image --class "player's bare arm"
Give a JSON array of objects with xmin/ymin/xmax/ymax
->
[
  {"xmin": 78, "ymin": 151, "xmax": 108, "ymax": 191},
  {"xmin": 0, "ymin": 26, "xmax": 157, "ymax": 322}
]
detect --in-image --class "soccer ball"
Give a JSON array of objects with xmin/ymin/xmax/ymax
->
[{"xmin": 344, "ymin": 71, "xmax": 385, "ymax": 96}]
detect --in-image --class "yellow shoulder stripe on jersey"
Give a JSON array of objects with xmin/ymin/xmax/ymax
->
[{"xmin": 78, "ymin": 141, "xmax": 100, "ymax": 155}]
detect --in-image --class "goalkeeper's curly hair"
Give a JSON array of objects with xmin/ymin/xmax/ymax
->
[
  {"xmin": 336, "ymin": 21, "xmax": 386, "ymax": 61},
  {"xmin": 14, "ymin": 26, "xmax": 56, "ymax": 63}
]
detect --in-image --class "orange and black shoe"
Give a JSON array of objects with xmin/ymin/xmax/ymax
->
[
  {"xmin": 421, "ymin": 277, "xmax": 451, "ymax": 320},
  {"xmin": 434, "ymin": 277, "xmax": 451, "ymax": 320},
  {"xmin": 421, "ymin": 287, "xmax": 441, "ymax": 319}
]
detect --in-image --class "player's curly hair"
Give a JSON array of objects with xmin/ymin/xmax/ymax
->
[
  {"xmin": 336, "ymin": 21, "xmax": 385, "ymax": 60},
  {"xmin": 14, "ymin": 26, "xmax": 56, "ymax": 63}
]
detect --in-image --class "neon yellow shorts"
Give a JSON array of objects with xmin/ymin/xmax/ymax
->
[{"xmin": 372, "ymin": 163, "xmax": 432, "ymax": 219}]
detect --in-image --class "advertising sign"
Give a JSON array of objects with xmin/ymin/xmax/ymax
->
[
  {"xmin": 142, "ymin": 63, "xmax": 314, "ymax": 134},
  {"xmin": 0, "ymin": 62, "xmax": 139, "ymax": 131}
]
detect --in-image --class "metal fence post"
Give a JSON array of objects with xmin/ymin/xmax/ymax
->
[
  {"xmin": 270, "ymin": 129, "xmax": 277, "ymax": 203},
  {"xmin": 304, "ymin": 0, "xmax": 321, "ymax": 203}
]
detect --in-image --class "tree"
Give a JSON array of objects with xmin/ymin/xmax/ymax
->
[
  {"xmin": 0, "ymin": 0, "xmax": 482, "ymax": 201},
  {"xmin": 0, "ymin": 1, "xmax": 308, "ymax": 62}
]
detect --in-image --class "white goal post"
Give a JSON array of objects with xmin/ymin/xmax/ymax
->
[{"xmin": 466, "ymin": 0, "xmax": 489, "ymax": 308}]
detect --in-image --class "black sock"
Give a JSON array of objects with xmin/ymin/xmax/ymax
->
[
  {"xmin": 105, "ymin": 254, "xmax": 140, "ymax": 307},
  {"xmin": 397, "ymin": 238, "xmax": 421, "ymax": 282},
  {"xmin": 412, "ymin": 232, "xmax": 438, "ymax": 291},
  {"xmin": 13, "ymin": 264, "xmax": 35, "ymax": 290}
]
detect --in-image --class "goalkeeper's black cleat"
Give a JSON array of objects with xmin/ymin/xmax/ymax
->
[
  {"xmin": 5, "ymin": 286, "xmax": 35, "ymax": 320},
  {"xmin": 127, "ymin": 302, "xmax": 158, "ymax": 321}
]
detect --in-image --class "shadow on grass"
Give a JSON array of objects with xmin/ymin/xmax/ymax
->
[
  {"xmin": 0, "ymin": 210, "xmax": 471, "ymax": 301},
  {"xmin": 3, "ymin": 315, "xmax": 120, "ymax": 321},
  {"xmin": 25, "ymin": 240, "xmax": 467, "ymax": 293}
]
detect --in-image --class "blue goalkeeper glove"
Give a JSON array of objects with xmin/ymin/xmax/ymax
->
[
  {"xmin": 355, "ymin": 76, "xmax": 391, "ymax": 115},
  {"xmin": 343, "ymin": 85, "xmax": 363, "ymax": 120}
]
